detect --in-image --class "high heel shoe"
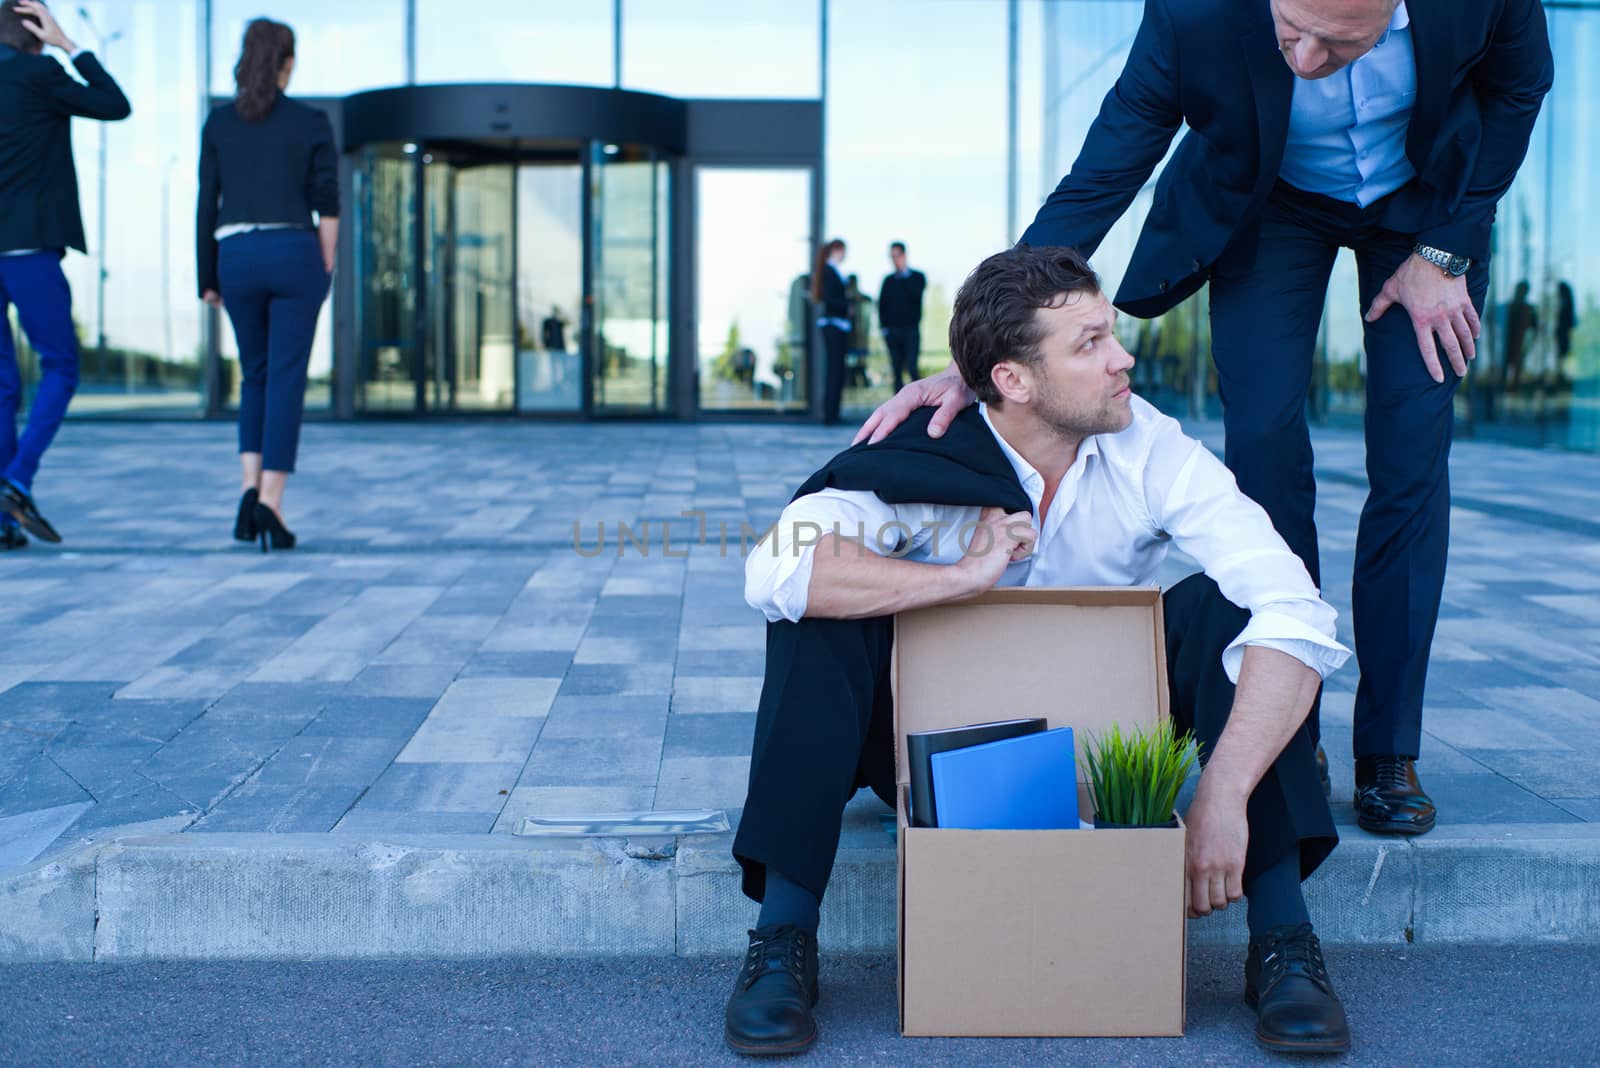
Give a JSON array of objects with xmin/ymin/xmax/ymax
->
[
  {"xmin": 234, "ymin": 488, "xmax": 259, "ymax": 542},
  {"xmin": 254, "ymin": 502, "xmax": 297, "ymax": 553}
]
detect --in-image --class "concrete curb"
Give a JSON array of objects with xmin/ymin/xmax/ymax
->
[{"xmin": 4, "ymin": 824, "xmax": 1599, "ymax": 962}]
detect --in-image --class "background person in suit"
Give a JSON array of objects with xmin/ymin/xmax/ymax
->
[
  {"xmin": 809, "ymin": 238, "xmax": 849, "ymax": 425},
  {"xmin": 857, "ymin": 0, "xmax": 1553, "ymax": 839},
  {"xmin": 0, "ymin": 0, "xmax": 130, "ymax": 548},
  {"xmin": 877, "ymin": 241, "xmax": 927, "ymax": 391},
  {"xmin": 199, "ymin": 17, "xmax": 338, "ymax": 553}
]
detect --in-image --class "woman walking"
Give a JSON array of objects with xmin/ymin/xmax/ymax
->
[
  {"xmin": 198, "ymin": 17, "xmax": 337, "ymax": 551},
  {"xmin": 810, "ymin": 239, "xmax": 849, "ymax": 425}
]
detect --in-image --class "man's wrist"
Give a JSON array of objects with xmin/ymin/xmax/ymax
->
[
  {"xmin": 1413, "ymin": 243, "xmax": 1471, "ymax": 278},
  {"xmin": 1195, "ymin": 762, "xmax": 1252, "ymax": 808}
]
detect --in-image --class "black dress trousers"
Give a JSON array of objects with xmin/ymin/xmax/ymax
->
[{"xmin": 732, "ymin": 574, "xmax": 1338, "ymax": 903}]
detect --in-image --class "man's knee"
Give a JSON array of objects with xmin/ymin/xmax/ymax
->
[
  {"xmin": 1165, "ymin": 574, "xmax": 1249, "ymax": 663},
  {"xmin": 37, "ymin": 347, "xmax": 79, "ymax": 389}
]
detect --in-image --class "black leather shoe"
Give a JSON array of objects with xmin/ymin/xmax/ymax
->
[
  {"xmin": 234, "ymin": 488, "xmax": 259, "ymax": 542},
  {"xmin": 0, "ymin": 478, "xmax": 61, "ymax": 543},
  {"xmin": 1316, "ymin": 744, "xmax": 1331, "ymax": 800},
  {"xmin": 1354, "ymin": 755, "xmax": 1436, "ymax": 835},
  {"xmin": 1245, "ymin": 924, "xmax": 1350, "ymax": 1054},
  {"xmin": 0, "ymin": 523, "xmax": 26, "ymax": 550},
  {"xmin": 725, "ymin": 925, "xmax": 819, "ymax": 1056}
]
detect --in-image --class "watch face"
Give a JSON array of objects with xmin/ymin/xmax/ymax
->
[{"xmin": 1447, "ymin": 255, "xmax": 1471, "ymax": 276}]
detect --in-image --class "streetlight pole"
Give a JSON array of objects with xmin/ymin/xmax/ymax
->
[{"xmin": 77, "ymin": 7, "xmax": 122, "ymax": 385}]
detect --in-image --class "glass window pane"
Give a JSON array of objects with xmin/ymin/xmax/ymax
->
[
  {"xmin": 623, "ymin": 0, "xmax": 820, "ymax": 99},
  {"xmin": 211, "ymin": 1, "xmax": 405, "ymax": 96},
  {"xmin": 356, "ymin": 150, "xmax": 418, "ymax": 413},
  {"xmin": 517, "ymin": 165, "xmax": 584, "ymax": 412},
  {"xmin": 697, "ymin": 167, "xmax": 813, "ymax": 413},
  {"xmin": 36, "ymin": 2, "xmax": 204, "ymax": 415},
  {"xmin": 416, "ymin": 2, "xmax": 615, "ymax": 86},
  {"xmin": 594, "ymin": 152, "xmax": 663, "ymax": 411},
  {"xmin": 827, "ymin": 0, "xmax": 1007, "ymax": 416}
]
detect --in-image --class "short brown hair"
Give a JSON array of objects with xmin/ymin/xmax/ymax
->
[
  {"xmin": 949, "ymin": 245, "xmax": 1100, "ymax": 405},
  {"xmin": 0, "ymin": 1, "xmax": 45, "ymax": 53}
]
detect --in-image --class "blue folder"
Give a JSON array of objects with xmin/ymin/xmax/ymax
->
[{"xmin": 928, "ymin": 727, "xmax": 1079, "ymax": 830}]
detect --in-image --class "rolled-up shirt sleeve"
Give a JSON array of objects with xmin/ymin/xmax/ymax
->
[
  {"xmin": 744, "ymin": 488, "xmax": 901, "ymax": 623},
  {"xmin": 1143, "ymin": 419, "xmax": 1352, "ymax": 683}
]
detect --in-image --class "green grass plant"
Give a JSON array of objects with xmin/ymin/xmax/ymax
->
[{"xmin": 1083, "ymin": 720, "xmax": 1199, "ymax": 827}]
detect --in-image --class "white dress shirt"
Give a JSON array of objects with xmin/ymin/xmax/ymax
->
[{"xmin": 744, "ymin": 396, "xmax": 1351, "ymax": 683}]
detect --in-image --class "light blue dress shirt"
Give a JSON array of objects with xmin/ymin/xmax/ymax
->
[{"xmin": 1279, "ymin": 2, "xmax": 1417, "ymax": 207}]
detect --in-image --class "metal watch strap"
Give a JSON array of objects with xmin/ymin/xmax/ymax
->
[{"xmin": 1414, "ymin": 243, "xmax": 1469, "ymax": 276}]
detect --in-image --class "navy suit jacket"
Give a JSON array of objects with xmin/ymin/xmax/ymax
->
[
  {"xmin": 1020, "ymin": 0, "xmax": 1552, "ymax": 319},
  {"xmin": 0, "ymin": 46, "xmax": 130, "ymax": 254}
]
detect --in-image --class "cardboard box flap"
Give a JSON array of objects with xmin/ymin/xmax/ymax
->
[{"xmin": 891, "ymin": 587, "xmax": 1167, "ymax": 787}]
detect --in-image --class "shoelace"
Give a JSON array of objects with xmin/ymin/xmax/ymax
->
[
  {"xmin": 742, "ymin": 929, "xmax": 808, "ymax": 990},
  {"xmin": 1258, "ymin": 923, "xmax": 1331, "ymax": 993},
  {"xmin": 1370, "ymin": 758, "xmax": 1411, "ymax": 791}
]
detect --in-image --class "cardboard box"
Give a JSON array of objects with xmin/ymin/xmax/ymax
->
[{"xmin": 893, "ymin": 587, "xmax": 1186, "ymax": 1038}]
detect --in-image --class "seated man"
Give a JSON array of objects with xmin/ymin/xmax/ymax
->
[{"xmin": 725, "ymin": 246, "xmax": 1352, "ymax": 1056}]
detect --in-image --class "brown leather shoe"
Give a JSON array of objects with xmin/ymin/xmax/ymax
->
[{"xmin": 1354, "ymin": 755, "xmax": 1436, "ymax": 835}]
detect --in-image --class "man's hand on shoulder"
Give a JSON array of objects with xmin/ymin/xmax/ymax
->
[
  {"xmin": 852, "ymin": 365, "xmax": 976, "ymax": 445},
  {"xmin": 1365, "ymin": 253, "xmax": 1480, "ymax": 384}
]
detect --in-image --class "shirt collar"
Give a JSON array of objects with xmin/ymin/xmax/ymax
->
[
  {"xmin": 1379, "ymin": 1, "xmax": 1410, "ymax": 44},
  {"xmin": 978, "ymin": 403, "xmax": 1100, "ymax": 510}
]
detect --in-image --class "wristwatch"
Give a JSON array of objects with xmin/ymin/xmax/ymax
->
[{"xmin": 1413, "ymin": 243, "xmax": 1472, "ymax": 277}]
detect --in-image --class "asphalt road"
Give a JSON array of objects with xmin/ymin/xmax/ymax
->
[{"xmin": 2, "ymin": 946, "xmax": 1596, "ymax": 1066}]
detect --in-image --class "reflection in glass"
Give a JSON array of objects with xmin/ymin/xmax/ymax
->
[
  {"xmin": 696, "ymin": 168, "xmax": 812, "ymax": 413},
  {"xmin": 593, "ymin": 150, "xmax": 667, "ymax": 413},
  {"xmin": 516, "ymin": 165, "xmax": 584, "ymax": 412},
  {"xmin": 827, "ymin": 0, "xmax": 1009, "ymax": 416},
  {"xmin": 356, "ymin": 151, "xmax": 417, "ymax": 412},
  {"xmin": 210, "ymin": 0, "xmax": 405, "ymax": 96},
  {"xmin": 623, "ymin": 0, "xmax": 820, "ymax": 99},
  {"xmin": 424, "ymin": 160, "xmax": 515, "ymax": 412},
  {"xmin": 416, "ymin": 1, "xmax": 615, "ymax": 86}
]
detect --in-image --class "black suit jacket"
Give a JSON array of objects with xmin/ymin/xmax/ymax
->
[
  {"xmin": 196, "ymin": 96, "xmax": 340, "ymax": 295},
  {"xmin": 791, "ymin": 406, "xmax": 1031, "ymax": 516},
  {"xmin": 0, "ymin": 46, "xmax": 130, "ymax": 254},
  {"xmin": 813, "ymin": 266, "xmax": 850, "ymax": 321},
  {"xmin": 1020, "ymin": 0, "xmax": 1552, "ymax": 319}
]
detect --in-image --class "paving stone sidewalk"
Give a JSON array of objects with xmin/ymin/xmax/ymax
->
[{"xmin": 2, "ymin": 415, "xmax": 1599, "ymax": 870}]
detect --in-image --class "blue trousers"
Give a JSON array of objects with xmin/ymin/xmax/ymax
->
[
  {"xmin": 1208, "ymin": 182, "xmax": 1490, "ymax": 759},
  {"xmin": 0, "ymin": 251, "xmax": 80, "ymax": 494},
  {"xmin": 219, "ymin": 229, "xmax": 329, "ymax": 473}
]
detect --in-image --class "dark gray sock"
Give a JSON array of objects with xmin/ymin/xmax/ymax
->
[
  {"xmin": 758, "ymin": 869, "xmax": 821, "ymax": 935},
  {"xmin": 1246, "ymin": 849, "xmax": 1311, "ymax": 939}
]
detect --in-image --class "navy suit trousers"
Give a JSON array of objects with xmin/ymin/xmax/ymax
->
[
  {"xmin": 733, "ymin": 574, "xmax": 1336, "ymax": 905},
  {"xmin": 0, "ymin": 251, "xmax": 78, "ymax": 494},
  {"xmin": 1208, "ymin": 181, "xmax": 1490, "ymax": 759},
  {"xmin": 219, "ymin": 229, "xmax": 329, "ymax": 473}
]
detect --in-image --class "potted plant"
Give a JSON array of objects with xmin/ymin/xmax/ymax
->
[{"xmin": 1083, "ymin": 720, "xmax": 1198, "ymax": 829}]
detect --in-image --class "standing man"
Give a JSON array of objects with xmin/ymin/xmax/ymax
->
[
  {"xmin": 0, "ymin": 0, "xmax": 130, "ymax": 548},
  {"xmin": 877, "ymin": 242, "xmax": 926, "ymax": 392},
  {"xmin": 857, "ymin": 0, "xmax": 1552, "ymax": 836}
]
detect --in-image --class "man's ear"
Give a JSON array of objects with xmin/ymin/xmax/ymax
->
[{"xmin": 991, "ymin": 360, "xmax": 1030, "ymax": 406}]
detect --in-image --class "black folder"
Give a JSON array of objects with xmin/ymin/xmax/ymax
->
[{"xmin": 906, "ymin": 717, "xmax": 1048, "ymax": 828}]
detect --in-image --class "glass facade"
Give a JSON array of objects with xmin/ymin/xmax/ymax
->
[{"xmin": 6, "ymin": 1, "xmax": 1595, "ymax": 450}]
